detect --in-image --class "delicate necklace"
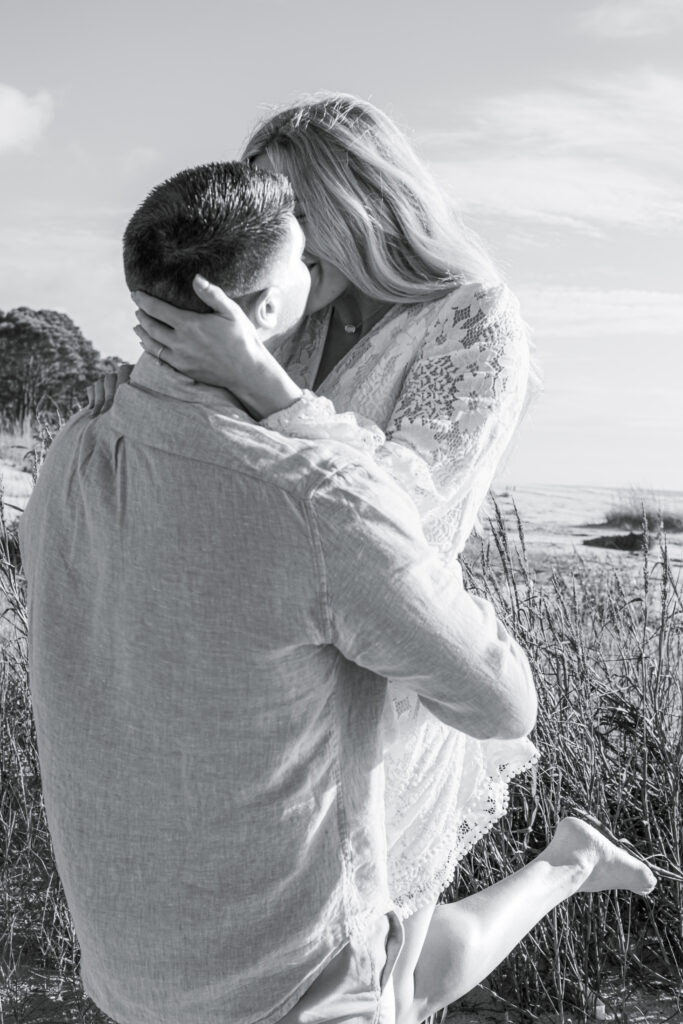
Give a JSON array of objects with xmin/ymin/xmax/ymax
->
[{"xmin": 335, "ymin": 302, "xmax": 389, "ymax": 335}]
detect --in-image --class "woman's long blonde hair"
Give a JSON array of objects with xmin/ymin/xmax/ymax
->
[{"xmin": 242, "ymin": 93, "xmax": 502, "ymax": 304}]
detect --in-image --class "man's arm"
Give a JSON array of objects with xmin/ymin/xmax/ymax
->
[{"xmin": 309, "ymin": 458, "xmax": 537, "ymax": 741}]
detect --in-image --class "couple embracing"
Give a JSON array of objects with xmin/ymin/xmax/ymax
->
[{"xmin": 20, "ymin": 94, "xmax": 655, "ymax": 1024}]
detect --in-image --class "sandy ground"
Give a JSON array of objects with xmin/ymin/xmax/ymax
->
[
  {"xmin": 8, "ymin": 972, "xmax": 680, "ymax": 1024},
  {"xmin": 446, "ymin": 985, "xmax": 682, "ymax": 1023}
]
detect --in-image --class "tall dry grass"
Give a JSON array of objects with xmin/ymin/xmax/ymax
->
[
  {"xmin": 0, "ymin": 422, "xmax": 34, "ymax": 474},
  {"xmin": 1, "ymin": 440, "xmax": 681, "ymax": 1022},
  {"xmin": 443, "ymin": 504, "xmax": 683, "ymax": 1022}
]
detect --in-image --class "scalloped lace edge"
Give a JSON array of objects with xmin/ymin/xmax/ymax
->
[{"xmin": 390, "ymin": 748, "xmax": 541, "ymax": 920}]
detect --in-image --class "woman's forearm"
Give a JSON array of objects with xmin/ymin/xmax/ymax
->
[{"xmin": 238, "ymin": 356, "xmax": 303, "ymax": 420}]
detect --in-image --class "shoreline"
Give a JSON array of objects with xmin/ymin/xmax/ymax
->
[{"xmin": 4, "ymin": 462, "xmax": 683, "ymax": 574}]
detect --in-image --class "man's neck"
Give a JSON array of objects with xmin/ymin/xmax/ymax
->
[{"xmin": 130, "ymin": 353, "xmax": 251, "ymax": 417}]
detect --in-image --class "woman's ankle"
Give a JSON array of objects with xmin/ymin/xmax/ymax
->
[{"xmin": 529, "ymin": 849, "xmax": 591, "ymax": 895}]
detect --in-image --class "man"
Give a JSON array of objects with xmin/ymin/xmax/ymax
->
[{"xmin": 19, "ymin": 162, "xmax": 537, "ymax": 1024}]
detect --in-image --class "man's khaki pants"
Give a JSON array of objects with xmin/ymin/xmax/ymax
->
[{"xmin": 277, "ymin": 910, "xmax": 405, "ymax": 1023}]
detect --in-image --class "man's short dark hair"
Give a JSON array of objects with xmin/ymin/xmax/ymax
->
[{"xmin": 122, "ymin": 161, "xmax": 295, "ymax": 312}]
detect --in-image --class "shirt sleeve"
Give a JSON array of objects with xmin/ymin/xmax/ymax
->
[
  {"xmin": 263, "ymin": 284, "xmax": 531, "ymax": 558},
  {"xmin": 308, "ymin": 455, "xmax": 537, "ymax": 742}
]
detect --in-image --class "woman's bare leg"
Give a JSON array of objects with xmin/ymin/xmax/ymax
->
[
  {"xmin": 391, "ymin": 900, "xmax": 438, "ymax": 1021},
  {"xmin": 393, "ymin": 818, "xmax": 657, "ymax": 1024}
]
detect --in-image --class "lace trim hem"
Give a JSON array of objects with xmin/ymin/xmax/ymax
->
[{"xmin": 389, "ymin": 747, "xmax": 541, "ymax": 920}]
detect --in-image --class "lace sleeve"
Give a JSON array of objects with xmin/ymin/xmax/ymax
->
[
  {"xmin": 263, "ymin": 284, "xmax": 530, "ymax": 558},
  {"xmin": 262, "ymin": 389, "xmax": 386, "ymax": 455},
  {"xmin": 381, "ymin": 283, "xmax": 530, "ymax": 553}
]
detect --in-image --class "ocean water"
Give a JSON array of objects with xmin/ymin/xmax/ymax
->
[
  {"xmin": 494, "ymin": 483, "xmax": 683, "ymax": 531},
  {"xmin": 480, "ymin": 484, "xmax": 683, "ymax": 569}
]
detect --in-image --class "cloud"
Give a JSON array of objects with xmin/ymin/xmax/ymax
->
[
  {"xmin": 516, "ymin": 287, "xmax": 683, "ymax": 339},
  {"xmin": 434, "ymin": 155, "xmax": 683, "ymax": 233},
  {"xmin": 501, "ymin": 285, "xmax": 683, "ymax": 490},
  {"xmin": 426, "ymin": 70, "xmax": 683, "ymax": 163},
  {"xmin": 420, "ymin": 70, "xmax": 683, "ymax": 233},
  {"xmin": 0, "ymin": 83, "xmax": 53, "ymax": 154},
  {"xmin": 577, "ymin": 0, "xmax": 683, "ymax": 38}
]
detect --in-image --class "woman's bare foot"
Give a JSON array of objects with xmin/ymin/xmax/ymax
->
[{"xmin": 539, "ymin": 817, "xmax": 657, "ymax": 895}]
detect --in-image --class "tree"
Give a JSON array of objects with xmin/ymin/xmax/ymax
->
[{"xmin": 0, "ymin": 307, "xmax": 123, "ymax": 425}]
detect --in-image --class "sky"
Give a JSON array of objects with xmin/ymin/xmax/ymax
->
[{"xmin": 1, "ymin": 0, "xmax": 682, "ymax": 491}]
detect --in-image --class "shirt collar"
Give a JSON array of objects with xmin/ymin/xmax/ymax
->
[{"xmin": 128, "ymin": 353, "xmax": 252, "ymax": 420}]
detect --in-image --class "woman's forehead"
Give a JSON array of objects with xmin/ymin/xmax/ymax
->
[
  {"xmin": 251, "ymin": 152, "xmax": 275, "ymax": 174},
  {"xmin": 252, "ymin": 151, "xmax": 303, "ymax": 210}
]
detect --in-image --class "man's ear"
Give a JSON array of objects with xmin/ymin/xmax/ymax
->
[{"xmin": 250, "ymin": 286, "xmax": 281, "ymax": 332}]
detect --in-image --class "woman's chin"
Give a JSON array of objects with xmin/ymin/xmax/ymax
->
[
  {"xmin": 304, "ymin": 293, "xmax": 329, "ymax": 316},
  {"xmin": 304, "ymin": 263, "xmax": 346, "ymax": 315}
]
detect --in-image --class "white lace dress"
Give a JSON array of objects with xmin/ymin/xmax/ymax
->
[{"xmin": 264, "ymin": 281, "xmax": 540, "ymax": 918}]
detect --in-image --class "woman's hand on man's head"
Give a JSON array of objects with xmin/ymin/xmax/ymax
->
[
  {"xmin": 131, "ymin": 276, "xmax": 264, "ymax": 392},
  {"xmin": 132, "ymin": 276, "xmax": 303, "ymax": 420},
  {"xmin": 85, "ymin": 275, "xmax": 303, "ymax": 421}
]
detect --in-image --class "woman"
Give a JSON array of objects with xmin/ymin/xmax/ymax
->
[{"xmin": 91, "ymin": 94, "xmax": 656, "ymax": 1023}]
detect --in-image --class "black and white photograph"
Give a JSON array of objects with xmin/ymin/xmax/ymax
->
[{"xmin": 1, "ymin": 2, "xmax": 681, "ymax": 1022}]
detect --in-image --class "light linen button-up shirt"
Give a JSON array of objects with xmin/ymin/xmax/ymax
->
[{"xmin": 19, "ymin": 353, "xmax": 536, "ymax": 1024}]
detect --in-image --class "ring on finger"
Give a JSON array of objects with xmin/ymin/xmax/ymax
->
[{"xmin": 156, "ymin": 343, "xmax": 164, "ymax": 363}]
